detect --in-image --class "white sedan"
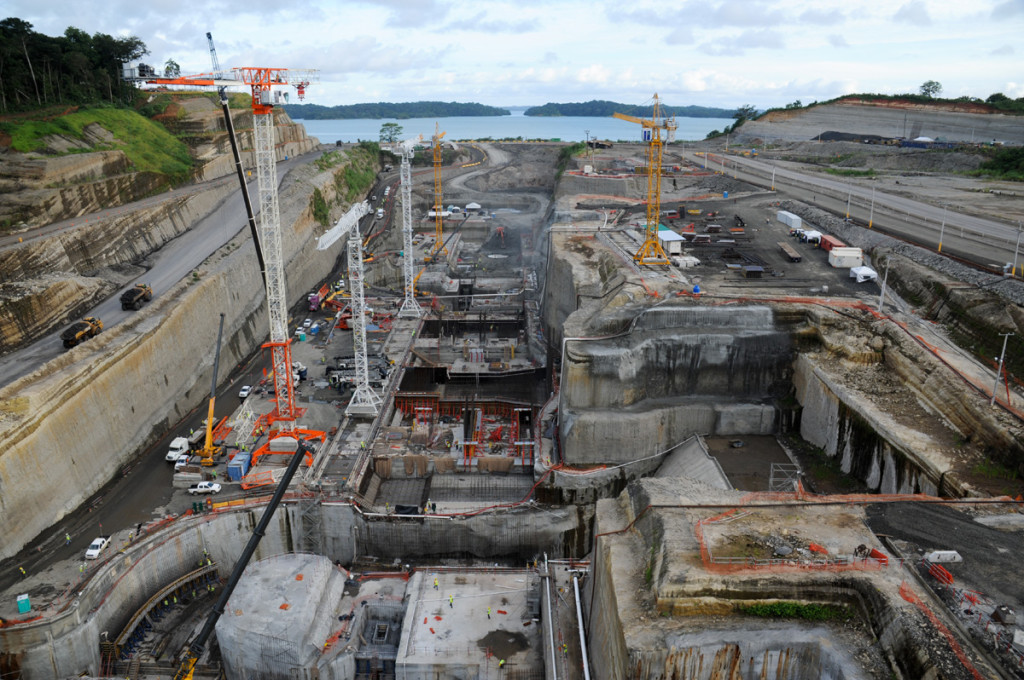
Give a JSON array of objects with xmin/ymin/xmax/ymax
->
[
  {"xmin": 238, "ymin": 385, "xmax": 252, "ymax": 399},
  {"xmin": 85, "ymin": 536, "xmax": 110, "ymax": 559}
]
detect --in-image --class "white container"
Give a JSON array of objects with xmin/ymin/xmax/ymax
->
[
  {"xmin": 828, "ymin": 247, "xmax": 863, "ymax": 268},
  {"xmin": 924, "ymin": 550, "xmax": 963, "ymax": 563}
]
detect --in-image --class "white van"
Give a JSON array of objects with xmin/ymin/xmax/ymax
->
[
  {"xmin": 384, "ymin": 186, "xmax": 391, "ymax": 197},
  {"xmin": 375, "ymin": 208, "xmax": 384, "ymax": 220}
]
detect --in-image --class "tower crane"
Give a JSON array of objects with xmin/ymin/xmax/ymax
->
[
  {"xmin": 395, "ymin": 137, "xmax": 423, "ymax": 318},
  {"xmin": 140, "ymin": 65, "xmax": 320, "ymax": 461},
  {"xmin": 429, "ymin": 123, "xmax": 447, "ymax": 261},
  {"xmin": 613, "ymin": 94, "xmax": 678, "ymax": 265}
]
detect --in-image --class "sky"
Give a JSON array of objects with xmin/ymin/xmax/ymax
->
[{"xmin": 7, "ymin": 0, "xmax": 1024, "ymax": 110}]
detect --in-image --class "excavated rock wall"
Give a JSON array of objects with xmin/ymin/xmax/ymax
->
[
  {"xmin": 0, "ymin": 151, "xmax": 368, "ymax": 561},
  {"xmin": 557, "ymin": 305, "xmax": 791, "ymax": 464}
]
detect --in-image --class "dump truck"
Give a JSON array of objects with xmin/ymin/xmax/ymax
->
[
  {"xmin": 61, "ymin": 317, "xmax": 103, "ymax": 348},
  {"xmin": 120, "ymin": 283, "xmax": 153, "ymax": 310}
]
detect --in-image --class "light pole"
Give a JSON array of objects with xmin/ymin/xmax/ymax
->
[
  {"xmin": 877, "ymin": 256, "xmax": 890, "ymax": 314},
  {"xmin": 1012, "ymin": 222, "xmax": 1022, "ymax": 277},
  {"xmin": 845, "ymin": 188, "xmax": 851, "ymax": 220},
  {"xmin": 771, "ymin": 166, "xmax": 776, "ymax": 191},
  {"xmin": 868, "ymin": 187, "xmax": 875, "ymax": 229},
  {"xmin": 584, "ymin": 129, "xmax": 591, "ymax": 167},
  {"xmin": 991, "ymin": 333, "xmax": 1013, "ymax": 406},
  {"xmin": 937, "ymin": 205, "xmax": 948, "ymax": 253}
]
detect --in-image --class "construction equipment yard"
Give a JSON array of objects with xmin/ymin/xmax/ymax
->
[{"xmin": 1, "ymin": 98, "xmax": 1024, "ymax": 680}]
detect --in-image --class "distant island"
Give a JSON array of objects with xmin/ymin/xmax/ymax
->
[
  {"xmin": 281, "ymin": 102, "xmax": 511, "ymax": 120},
  {"xmin": 524, "ymin": 100, "xmax": 736, "ymax": 119}
]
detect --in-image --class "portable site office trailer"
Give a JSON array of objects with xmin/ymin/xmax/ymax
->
[
  {"xmin": 828, "ymin": 247, "xmax": 864, "ymax": 268},
  {"xmin": 777, "ymin": 210, "xmax": 801, "ymax": 230},
  {"xmin": 657, "ymin": 230, "xmax": 686, "ymax": 255}
]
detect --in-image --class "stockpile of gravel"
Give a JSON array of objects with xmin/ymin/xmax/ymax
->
[{"xmin": 778, "ymin": 199, "xmax": 1024, "ymax": 307}]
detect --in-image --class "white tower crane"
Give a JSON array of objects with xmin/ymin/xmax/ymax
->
[
  {"xmin": 345, "ymin": 228, "xmax": 382, "ymax": 417},
  {"xmin": 396, "ymin": 139, "xmax": 422, "ymax": 318}
]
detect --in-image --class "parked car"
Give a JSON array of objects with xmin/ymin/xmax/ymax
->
[
  {"xmin": 84, "ymin": 536, "xmax": 110, "ymax": 560},
  {"xmin": 238, "ymin": 385, "xmax": 252, "ymax": 399},
  {"xmin": 174, "ymin": 454, "xmax": 192, "ymax": 471},
  {"xmin": 303, "ymin": 318, "xmax": 313, "ymax": 329},
  {"xmin": 188, "ymin": 482, "xmax": 222, "ymax": 495}
]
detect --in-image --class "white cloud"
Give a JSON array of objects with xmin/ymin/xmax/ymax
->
[{"xmin": 893, "ymin": 1, "xmax": 933, "ymax": 24}]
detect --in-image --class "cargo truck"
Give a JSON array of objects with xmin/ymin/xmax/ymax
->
[
  {"xmin": 61, "ymin": 316, "xmax": 103, "ymax": 348},
  {"xmin": 119, "ymin": 283, "xmax": 153, "ymax": 310}
]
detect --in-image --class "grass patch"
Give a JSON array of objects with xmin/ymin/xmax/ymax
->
[
  {"xmin": 556, "ymin": 142, "xmax": 586, "ymax": 178},
  {"xmin": 2, "ymin": 108, "xmax": 193, "ymax": 183},
  {"xmin": 739, "ymin": 602, "xmax": 854, "ymax": 622},
  {"xmin": 311, "ymin": 188, "xmax": 329, "ymax": 227},
  {"xmin": 825, "ymin": 168, "xmax": 876, "ymax": 177},
  {"xmin": 971, "ymin": 459, "xmax": 1019, "ymax": 481}
]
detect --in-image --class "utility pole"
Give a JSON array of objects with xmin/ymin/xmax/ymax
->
[
  {"xmin": 991, "ymin": 333, "xmax": 1013, "ymax": 407},
  {"xmin": 845, "ymin": 188, "xmax": 851, "ymax": 220},
  {"xmin": 1012, "ymin": 222, "xmax": 1022, "ymax": 277},
  {"xmin": 771, "ymin": 165, "xmax": 776, "ymax": 191},
  {"xmin": 868, "ymin": 187, "xmax": 876, "ymax": 229},
  {"xmin": 936, "ymin": 205, "xmax": 948, "ymax": 253},
  {"xmin": 877, "ymin": 257, "xmax": 890, "ymax": 314}
]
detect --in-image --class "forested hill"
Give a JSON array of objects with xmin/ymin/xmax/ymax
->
[
  {"xmin": 524, "ymin": 100, "xmax": 736, "ymax": 118},
  {"xmin": 281, "ymin": 102, "xmax": 511, "ymax": 120}
]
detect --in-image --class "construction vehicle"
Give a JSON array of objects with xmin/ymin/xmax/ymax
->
[
  {"xmin": 119, "ymin": 283, "xmax": 153, "ymax": 310},
  {"xmin": 61, "ymin": 317, "xmax": 103, "ymax": 348},
  {"xmin": 198, "ymin": 314, "xmax": 226, "ymax": 467}
]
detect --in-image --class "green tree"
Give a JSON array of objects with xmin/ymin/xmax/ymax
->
[
  {"xmin": 164, "ymin": 58, "xmax": 180, "ymax": 78},
  {"xmin": 919, "ymin": 80, "xmax": 942, "ymax": 98},
  {"xmin": 733, "ymin": 104, "xmax": 758, "ymax": 121},
  {"xmin": 379, "ymin": 121, "xmax": 403, "ymax": 143},
  {"xmin": 785, "ymin": 100, "xmax": 802, "ymax": 109},
  {"xmin": 986, "ymin": 92, "xmax": 1010, "ymax": 104}
]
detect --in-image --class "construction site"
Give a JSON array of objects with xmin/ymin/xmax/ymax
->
[{"xmin": 2, "ymin": 79, "xmax": 1024, "ymax": 680}]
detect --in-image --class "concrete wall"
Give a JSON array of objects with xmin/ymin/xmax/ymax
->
[
  {"xmin": 0, "ymin": 149, "xmax": 365, "ymax": 561},
  {"xmin": 0, "ymin": 500, "xmax": 579, "ymax": 678},
  {"xmin": 793, "ymin": 355, "xmax": 945, "ymax": 495},
  {"xmin": 587, "ymin": 499, "xmax": 631, "ymax": 680}
]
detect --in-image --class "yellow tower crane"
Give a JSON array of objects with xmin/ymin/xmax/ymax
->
[
  {"xmin": 429, "ymin": 122, "xmax": 447, "ymax": 260},
  {"xmin": 613, "ymin": 94, "xmax": 678, "ymax": 266}
]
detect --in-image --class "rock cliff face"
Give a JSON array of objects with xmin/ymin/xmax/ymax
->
[{"xmin": 0, "ymin": 113, "xmax": 371, "ymax": 559}]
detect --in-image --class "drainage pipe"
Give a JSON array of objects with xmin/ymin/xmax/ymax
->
[
  {"xmin": 543, "ymin": 553, "xmax": 559, "ymax": 680},
  {"xmin": 572, "ymin": 573, "xmax": 592, "ymax": 680}
]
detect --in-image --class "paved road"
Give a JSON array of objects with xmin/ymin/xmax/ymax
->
[
  {"xmin": 683, "ymin": 151, "xmax": 1023, "ymax": 271},
  {"xmin": 0, "ymin": 151, "xmax": 321, "ymax": 387}
]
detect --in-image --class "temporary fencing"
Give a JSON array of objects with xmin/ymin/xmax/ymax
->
[{"xmin": 899, "ymin": 581, "xmax": 985, "ymax": 680}]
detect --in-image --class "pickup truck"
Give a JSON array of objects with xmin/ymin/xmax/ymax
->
[
  {"xmin": 188, "ymin": 482, "xmax": 222, "ymax": 495},
  {"xmin": 84, "ymin": 536, "xmax": 110, "ymax": 559}
]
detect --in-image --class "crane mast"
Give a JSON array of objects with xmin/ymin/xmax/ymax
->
[
  {"xmin": 613, "ymin": 93, "xmax": 677, "ymax": 266},
  {"xmin": 346, "ymin": 228, "xmax": 382, "ymax": 416},
  {"xmin": 430, "ymin": 123, "xmax": 447, "ymax": 260},
  {"xmin": 397, "ymin": 142, "xmax": 421, "ymax": 317}
]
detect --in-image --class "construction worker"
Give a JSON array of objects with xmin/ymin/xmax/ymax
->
[
  {"xmin": 498, "ymin": 659, "xmax": 505, "ymax": 669},
  {"xmin": 18, "ymin": 567, "xmax": 26, "ymax": 578},
  {"xmin": 448, "ymin": 594, "xmax": 454, "ymax": 609},
  {"xmin": 65, "ymin": 532, "xmax": 71, "ymax": 545},
  {"xmin": 487, "ymin": 606, "xmax": 491, "ymax": 619},
  {"xmin": 433, "ymin": 577, "xmax": 439, "ymax": 590}
]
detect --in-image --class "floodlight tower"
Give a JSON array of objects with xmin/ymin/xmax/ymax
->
[
  {"xmin": 396, "ymin": 139, "xmax": 422, "ymax": 318},
  {"xmin": 429, "ymin": 123, "xmax": 447, "ymax": 260}
]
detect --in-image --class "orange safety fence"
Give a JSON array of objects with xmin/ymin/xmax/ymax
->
[{"xmin": 899, "ymin": 581, "xmax": 985, "ymax": 680}]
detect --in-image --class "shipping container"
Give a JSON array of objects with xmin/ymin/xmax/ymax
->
[
  {"xmin": 828, "ymin": 247, "xmax": 864, "ymax": 268},
  {"xmin": 227, "ymin": 453, "xmax": 251, "ymax": 481},
  {"xmin": 776, "ymin": 210, "xmax": 802, "ymax": 230},
  {"xmin": 820, "ymin": 235, "xmax": 847, "ymax": 252}
]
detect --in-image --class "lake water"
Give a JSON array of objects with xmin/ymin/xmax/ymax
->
[{"xmin": 295, "ymin": 111, "xmax": 734, "ymax": 144}]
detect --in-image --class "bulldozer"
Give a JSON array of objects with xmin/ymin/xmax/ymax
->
[
  {"xmin": 120, "ymin": 283, "xmax": 153, "ymax": 311},
  {"xmin": 61, "ymin": 317, "xmax": 103, "ymax": 348}
]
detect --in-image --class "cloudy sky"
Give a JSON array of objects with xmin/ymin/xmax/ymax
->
[{"xmin": 8, "ymin": 0, "xmax": 1023, "ymax": 109}]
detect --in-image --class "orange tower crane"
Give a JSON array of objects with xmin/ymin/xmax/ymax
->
[
  {"xmin": 430, "ymin": 122, "xmax": 447, "ymax": 260},
  {"xmin": 613, "ymin": 94, "xmax": 678, "ymax": 265}
]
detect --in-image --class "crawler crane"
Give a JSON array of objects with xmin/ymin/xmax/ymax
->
[{"xmin": 613, "ymin": 94, "xmax": 678, "ymax": 265}]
